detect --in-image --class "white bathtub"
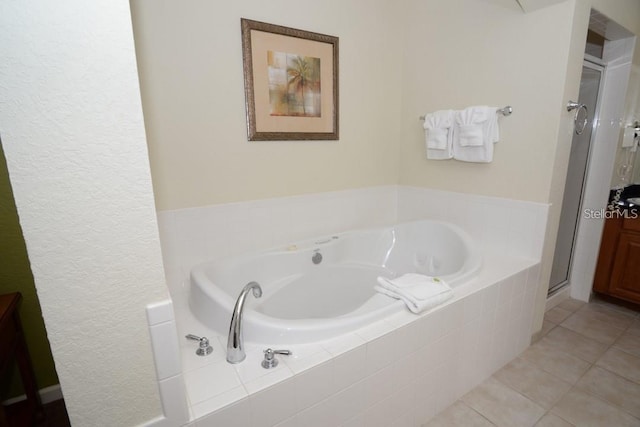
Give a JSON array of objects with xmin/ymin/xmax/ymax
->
[{"xmin": 189, "ymin": 220, "xmax": 481, "ymax": 344}]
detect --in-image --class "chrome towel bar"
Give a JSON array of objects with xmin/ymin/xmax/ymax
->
[{"xmin": 419, "ymin": 105, "xmax": 512, "ymax": 121}]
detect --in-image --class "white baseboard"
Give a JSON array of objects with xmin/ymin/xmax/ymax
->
[
  {"xmin": 140, "ymin": 415, "xmax": 168, "ymax": 427},
  {"xmin": 2, "ymin": 384, "xmax": 63, "ymax": 406}
]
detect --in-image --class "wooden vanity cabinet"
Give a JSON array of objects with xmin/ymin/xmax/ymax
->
[{"xmin": 593, "ymin": 214, "xmax": 640, "ymax": 304}]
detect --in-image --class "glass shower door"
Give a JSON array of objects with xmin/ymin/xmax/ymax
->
[{"xmin": 549, "ymin": 62, "xmax": 603, "ymax": 295}]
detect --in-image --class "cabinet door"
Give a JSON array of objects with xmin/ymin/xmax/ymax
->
[
  {"xmin": 593, "ymin": 217, "xmax": 623, "ymax": 293},
  {"xmin": 609, "ymin": 231, "xmax": 640, "ymax": 303}
]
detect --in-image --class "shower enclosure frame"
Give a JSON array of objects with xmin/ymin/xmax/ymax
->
[{"xmin": 549, "ymin": 58, "xmax": 605, "ymax": 296}]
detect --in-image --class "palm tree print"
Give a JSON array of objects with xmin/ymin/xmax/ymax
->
[
  {"xmin": 268, "ymin": 51, "xmax": 321, "ymax": 117},
  {"xmin": 287, "ymin": 56, "xmax": 313, "ymax": 115}
]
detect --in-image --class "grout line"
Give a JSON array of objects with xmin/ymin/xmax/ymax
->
[
  {"xmin": 463, "ymin": 401, "xmax": 499, "ymax": 426},
  {"xmin": 551, "ymin": 407, "xmax": 578, "ymax": 426},
  {"xmin": 553, "ymin": 299, "xmax": 640, "ymax": 424},
  {"xmin": 491, "ymin": 372, "xmax": 556, "ymax": 413},
  {"xmin": 595, "ymin": 357, "xmax": 640, "ymax": 387},
  {"xmin": 609, "ymin": 342, "xmax": 640, "ymax": 361},
  {"xmin": 578, "ymin": 381, "xmax": 640, "ymax": 420}
]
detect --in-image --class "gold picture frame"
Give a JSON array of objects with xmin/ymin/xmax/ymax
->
[{"xmin": 241, "ymin": 18, "xmax": 339, "ymax": 141}]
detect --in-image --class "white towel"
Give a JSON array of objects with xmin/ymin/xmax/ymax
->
[
  {"xmin": 375, "ymin": 273, "xmax": 453, "ymax": 314},
  {"xmin": 452, "ymin": 106, "xmax": 500, "ymax": 163},
  {"xmin": 423, "ymin": 110, "xmax": 454, "ymax": 160}
]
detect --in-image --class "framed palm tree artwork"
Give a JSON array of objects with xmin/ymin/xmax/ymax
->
[{"xmin": 241, "ymin": 18, "xmax": 339, "ymax": 140}]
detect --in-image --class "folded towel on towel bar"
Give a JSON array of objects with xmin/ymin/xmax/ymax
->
[
  {"xmin": 452, "ymin": 106, "xmax": 500, "ymax": 163},
  {"xmin": 423, "ymin": 110, "xmax": 454, "ymax": 160}
]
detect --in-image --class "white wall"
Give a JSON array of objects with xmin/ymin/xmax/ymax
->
[
  {"xmin": 0, "ymin": 1, "xmax": 169, "ymax": 425},
  {"xmin": 131, "ymin": 0, "xmax": 404, "ymax": 211}
]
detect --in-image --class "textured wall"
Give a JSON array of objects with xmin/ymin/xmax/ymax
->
[
  {"xmin": 0, "ymin": 143, "xmax": 58, "ymax": 397},
  {"xmin": 0, "ymin": 1, "xmax": 169, "ymax": 425}
]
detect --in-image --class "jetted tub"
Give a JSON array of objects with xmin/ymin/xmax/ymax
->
[{"xmin": 189, "ymin": 220, "xmax": 482, "ymax": 344}]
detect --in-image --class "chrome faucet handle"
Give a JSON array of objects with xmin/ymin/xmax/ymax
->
[
  {"xmin": 261, "ymin": 348, "xmax": 292, "ymax": 369},
  {"xmin": 185, "ymin": 334, "xmax": 213, "ymax": 356}
]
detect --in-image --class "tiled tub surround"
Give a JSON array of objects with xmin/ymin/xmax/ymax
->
[
  {"xmin": 396, "ymin": 186, "xmax": 548, "ymax": 261},
  {"xmin": 145, "ymin": 300, "xmax": 190, "ymax": 427},
  {"xmin": 154, "ymin": 186, "xmax": 549, "ymax": 425},
  {"xmin": 175, "ymin": 256, "xmax": 540, "ymax": 426}
]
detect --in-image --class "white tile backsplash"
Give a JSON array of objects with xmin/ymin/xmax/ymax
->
[
  {"xmin": 283, "ymin": 345, "xmax": 333, "ymax": 374},
  {"xmin": 293, "ymin": 359, "xmax": 336, "ymax": 411},
  {"xmin": 331, "ymin": 346, "xmax": 368, "ymax": 391},
  {"xmin": 363, "ymin": 392, "xmax": 398, "ymax": 427},
  {"xmin": 158, "ymin": 186, "xmax": 398, "ymax": 295},
  {"xmin": 181, "ymin": 340, "xmax": 225, "ymax": 373},
  {"xmin": 363, "ymin": 363, "xmax": 398, "ymax": 408},
  {"xmin": 248, "ymin": 377, "xmax": 298, "ymax": 427},
  {"xmin": 191, "ymin": 386, "xmax": 247, "ymax": 420},
  {"xmin": 397, "ymin": 186, "xmax": 549, "ymax": 260},
  {"xmin": 146, "ymin": 300, "xmax": 176, "ymax": 325},
  {"xmin": 149, "ymin": 321, "xmax": 183, "ymax": 380},
  {"xmin": 145, "ymin": 299, "xmax": 190, "ymax": 427},
  {"xmin": 321, "ymin": 332, "xmax": 366, "ymax": 357},
  {"xmin": 158, "ymin": 375, "xmax": 190, "ymax": 426},
  {"xmin": 327, "ymin": 381, "xmax": 367, "ymax": 425},
  {"xmin": 232, "ymin": 347, "xmax": 290, "ymax": 386},
  {"xmin": 293, "ymin": 398, "xmax": 337, "ymax": 427},
  {"xmin": 364, "ymin": 330, "xmax": 400, "ymax": 374},
  {"xmin": 243, "ymin": 365, "xmax": 293, "ymax": 395},
  {"xmin": 184, "ymin": 359, "xmax": 243, "ymax": 405},
  {"xmin": 341, "ymin": 413, "xmax": 367, "ymax": 427},
  {"xmin": 195, "ymin": 398, "xmax": 251, "ymax": 427}
]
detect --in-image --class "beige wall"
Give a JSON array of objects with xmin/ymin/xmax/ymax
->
[
  {"xmin": 135, "ymin": 0, "xmax": 640, "ymax": 335},
  {"xmin": 398, "ymin": 0, "xmax": 638, "ymax": 204},
  {"xmin": 591, "ymin": 0, "xmax": 640, "ymax": 37},
  {"xmin": 132, "ymin": 0, "xmax": 403, "ymax": 211},
  {"xmin": 398, "ymin": 0, "xmax": 575, "ymax": 203},
  {"xmin": 134, "ymin": 0, "xmax": 640, "ymax": 211}
]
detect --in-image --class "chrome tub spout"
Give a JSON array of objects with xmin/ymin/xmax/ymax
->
[{"xmin": 226, "ymin": 281, "xmax": 262, "ymax": 363}]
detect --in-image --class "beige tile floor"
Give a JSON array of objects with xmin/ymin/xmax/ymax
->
[{"xmin": 425, "ymin": 297, "xmax": 640, "ymax": 427}]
